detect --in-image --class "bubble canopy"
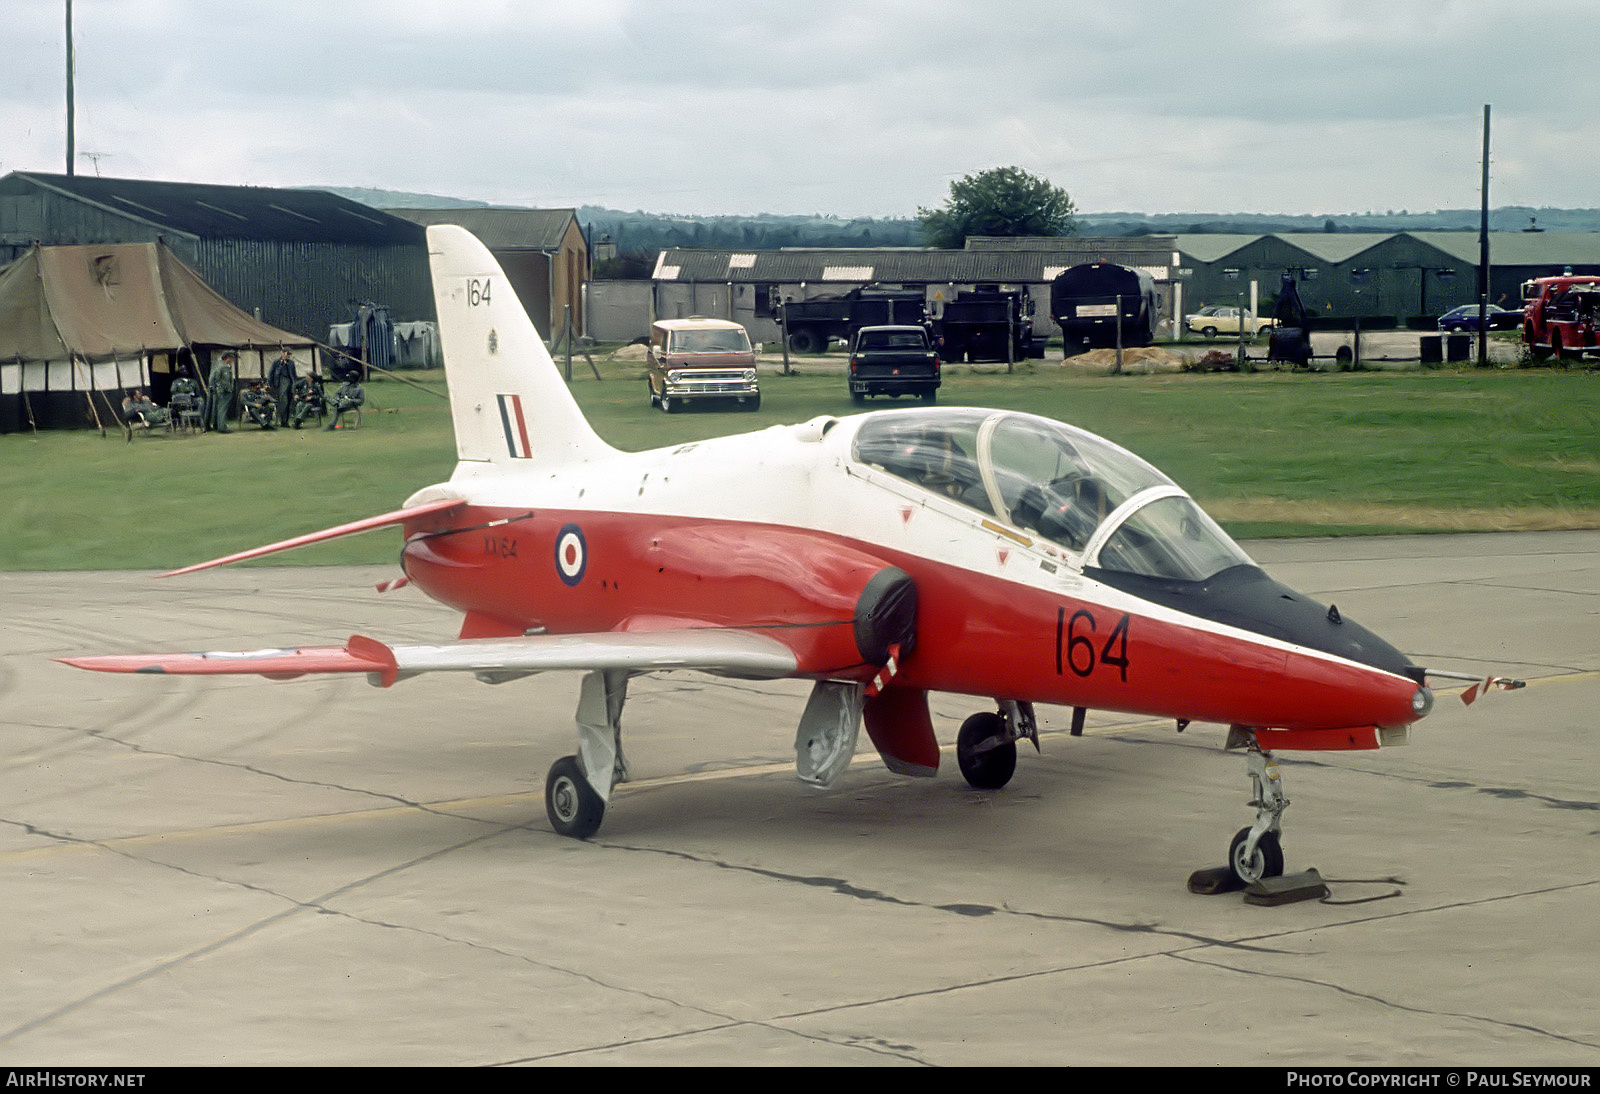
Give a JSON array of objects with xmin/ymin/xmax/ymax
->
[{"xmin": 851, "ymin": 408, "xmax": 1254, "ymax": 582}]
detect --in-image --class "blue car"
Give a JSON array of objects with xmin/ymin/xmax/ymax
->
[{"xmin": 1437, "ymin": 304, "xmax": 1519, "ymax": 332}]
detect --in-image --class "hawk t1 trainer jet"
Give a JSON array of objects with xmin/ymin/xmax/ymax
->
[{"xmin": 62, "ymin": 226, "xmax": 1522, "ymax": 885}]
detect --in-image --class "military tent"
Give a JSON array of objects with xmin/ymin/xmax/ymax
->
[{"xmin": 0, "ymin": 241, "xmax": 315, "ymax": 432}]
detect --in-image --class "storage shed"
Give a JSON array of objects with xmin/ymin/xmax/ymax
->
[
  {"xmin": 387, "ymin": 208, "xmax": 588, "ymax": 338},
  {"xmin": 647, "ymin": 237, "xmax": 1180, "ymax": 346}
]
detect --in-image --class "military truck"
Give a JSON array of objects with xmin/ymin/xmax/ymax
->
[
  {"xmin": 774, "ymin": 287, "xmax": 927, "ymax": 354},
  {"xmin": 931, "ymin": 288, "xmax": 1045, "ymax": 363}
]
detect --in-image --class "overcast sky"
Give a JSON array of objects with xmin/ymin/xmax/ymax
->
[{"xmin": 6, "ymin": 0, "xmax": 1597, "ymax": 219}]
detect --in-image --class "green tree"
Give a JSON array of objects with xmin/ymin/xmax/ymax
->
[{"xmin": 917, "ymin": 166, "xmax": 1078, "ymax": 248}]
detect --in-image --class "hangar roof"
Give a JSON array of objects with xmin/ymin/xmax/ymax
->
[
  {"xmin": 654, "ymin": 238, "xmax": 1179, "ymax": 284},
  {"xmin": 6, "ymin": 172, "xmax": 422, "ymax": 247},
  {"xmin": 387, "ymin": 207, "xmax": 580, "ymax": 251},
  {"xmin": 1409, "ymin": 231, "xmax": 1600, "ymax": 268},
  {"xmin": 1178, "ymin": 230, "xmax": 1600, "ymax": 269}
]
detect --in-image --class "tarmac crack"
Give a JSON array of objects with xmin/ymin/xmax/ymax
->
[
  {"xmin": 0, "ymin": 821, "xmax": 526, "ymax": 1047},
  {"xmin": 491, "ymin": 1018, "xmax": 935, "ymax": 1067},
  {"xmin": 500, "ymin": 871, "xmax": 1600, "ymax": 1064},
  {"xmin": 1189, "ymin": 876, "xmax": 1600, "ymax": 1052},
  {"xmin": 1279, "ymin": 749, "xmax": 1600, "ymax": 815},
  {"xmin": 0, "ymin": 820, "xmax": 784, "ymax": 1057},
  {"xmin": 1165, "ymin": 948, "xmax": 1600, "ymax": 1051},
  {"xmin": 1, "ymin": 813, "xmax": 922, "ymax": 1066},
  {"xmin": 73, "ymin": 723, "xmax": 505, "ymax": 824},
  {"xmin": 1122, "ymin": 733, "xmax": 1600, "ymax": 816},
  {"xmin": 596, "ymin": 840, "xmax": 1290, "ymax": 954}
]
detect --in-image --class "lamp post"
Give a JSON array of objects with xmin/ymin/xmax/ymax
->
[{"xmin": 1223, "ymin": 268, "xmax": 1245, "ymax": 367}]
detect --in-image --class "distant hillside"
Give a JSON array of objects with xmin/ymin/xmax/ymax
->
[
  {"xmin": 574, "ymin": 206, "xmax": 925, "ymax": 253},
  {"xmin": 324, "ymin": 187, "xmax": 1600, "ymax": 251},
  {"xmin": 1077, "ymin": 207, "xmax": 1600, "ymax": 235},
  {"xmin": 320, "ymin": 186, "xmax": 491, "ymax": 211}
]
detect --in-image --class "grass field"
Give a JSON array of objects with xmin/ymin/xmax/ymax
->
[{"xmin": 3, "ymin": 359, "xmax": 1597, "ymax": 571}]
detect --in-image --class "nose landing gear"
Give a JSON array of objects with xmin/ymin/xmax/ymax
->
[
  {"xmin": 1226, "ymin": 730, "xmax": 1287, "ymax": 886},
  {"xmin": 1191, "ymin": 727, "xmax": 1328, "ymax": 903}
]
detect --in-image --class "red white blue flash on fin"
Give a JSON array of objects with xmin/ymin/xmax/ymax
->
[{"xmin": 497, "ymin": 393, "xmax": 533, "ymax": 459}]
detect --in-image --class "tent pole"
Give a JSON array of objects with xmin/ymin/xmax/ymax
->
[
  {"xmin": 74, "ymin": 356, "xmax": 105, "ymax": 437},
  {"xmin": 99, "ymin": 388, "xmax": 124, "ymax": 440},
  {"xmin": 320, "ymin": 340, "xmax": 447, "ymax": 400}
]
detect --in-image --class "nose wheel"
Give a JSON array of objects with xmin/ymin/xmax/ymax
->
[{"xmin": 1228, "ymin": 826, "xmax": 1284, "ymax": 884}]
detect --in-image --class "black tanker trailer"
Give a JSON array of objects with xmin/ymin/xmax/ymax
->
[{"xmin": 1050, "ymin": 262, "xmax": 1157, "ymax": 354}]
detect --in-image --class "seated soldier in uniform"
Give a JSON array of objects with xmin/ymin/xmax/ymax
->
[
  {"xmin": 120, "ymin": 389, "xmax": 168, "ymax": 428},
  {"xmin": 290, "ymin": 376, "xmax": 328, "ymax": 429},
  {"xmin": 168, "ymin": 372, "xmax": 201, "ymax": 424},
  {"xmin": 240, "ymin": 380, "xmax": 278, "ymax": 430},
  {"xmin": 325, "ymin": 376, "xmax": 366, "ymax": 430}
]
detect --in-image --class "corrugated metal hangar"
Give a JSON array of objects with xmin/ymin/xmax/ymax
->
[
  {"xmin": 0, "ymin": 172, "xmax": 432, "ymax": 343},
  {"xmin": 1178, "ymin": 231, "xmax": 1600, "ymax": 326}
]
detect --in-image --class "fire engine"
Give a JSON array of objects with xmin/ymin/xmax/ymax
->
[{"xmin": 1522, "ymin": 275, "xmax": 1600, "ymax": 361}]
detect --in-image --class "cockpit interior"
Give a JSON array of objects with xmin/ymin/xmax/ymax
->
[{"xmin": 853, "ymin": 409, "xmax": 1253, "ymax": 583}]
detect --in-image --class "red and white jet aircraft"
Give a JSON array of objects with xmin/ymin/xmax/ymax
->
[{"xmin": 63, "ymin": 225, "xmax": 1519, "ymax": 885}]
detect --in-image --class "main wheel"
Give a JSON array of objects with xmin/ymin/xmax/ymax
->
[
  {"xmin": 956, "ymin": 712, "xmax": 1017, "ymax": 790},
  {"xmin": 1227, "ymin": 826, "xmax": 1284, "ymax": 885},
  {"xmin": 546, "ymin": 755, "xmax": 605, "ymax": 839},
  {"xmin": 660, "ymin": 393, "xmax": 679, "ymax": 414}
]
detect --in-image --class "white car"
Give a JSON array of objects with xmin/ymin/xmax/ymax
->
[{"xmin": 1185, "ymin": 305, "xmax": 1276, "ymax": 339}]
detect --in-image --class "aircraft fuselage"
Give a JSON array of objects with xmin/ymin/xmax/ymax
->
[{"xmin": 399, "ymin": 412, "xmax": 1428, "ymax": 747}]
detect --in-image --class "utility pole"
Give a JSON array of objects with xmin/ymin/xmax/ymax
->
[
  {"xmin": 66, "ymin": 0, "xmax": 75, "ymax": 175},
  {"xmin": 1478, "ymin": 104, "xmax": 1491, "ymax": 368}
]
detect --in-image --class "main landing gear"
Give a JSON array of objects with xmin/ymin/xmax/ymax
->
[
  {"xmin": 955, "ymin": 701, "xmax": 1039, "ymax": 790},
  {"xmin": 543, "ymin": 668, "xmax": 630, "ymax": 841}
]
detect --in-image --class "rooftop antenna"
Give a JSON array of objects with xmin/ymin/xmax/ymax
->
[{"xmin": 80, "ymin": 151, "xmax": 110, "ymax": 176}]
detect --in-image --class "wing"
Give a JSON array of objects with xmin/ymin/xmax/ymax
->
[{"xmin": 59, "ymin": 628, "xmax": 799, "ymax": 687}]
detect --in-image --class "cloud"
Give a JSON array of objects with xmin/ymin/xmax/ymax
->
[{"xmin": 5, "ymin": 0, "xmax": 1597, "ymax": 217}]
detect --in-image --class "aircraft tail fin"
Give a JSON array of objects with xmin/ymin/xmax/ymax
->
[{"xmin": 427, "ymin": 224, "xmax": 612, "ymax": 473}]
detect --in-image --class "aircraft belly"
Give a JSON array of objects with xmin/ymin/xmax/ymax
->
[{"xmin": 402, "ymin": 506, "xmax": 903, "ymax": 678}]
